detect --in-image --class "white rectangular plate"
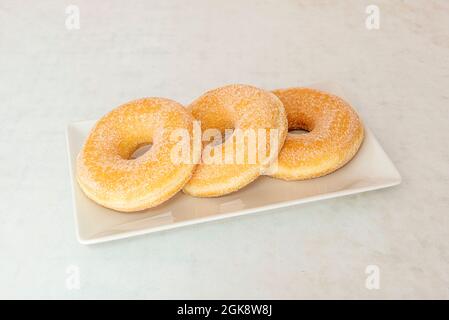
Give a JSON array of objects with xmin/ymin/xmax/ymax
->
[{"xmin": 66, "ymin": 84, "xmax": 401, "ymax": 244}]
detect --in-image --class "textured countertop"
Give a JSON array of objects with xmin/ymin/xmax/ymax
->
[{"xmin": 0, "ymin": 0, "xmax": 448, "ymax": 299}]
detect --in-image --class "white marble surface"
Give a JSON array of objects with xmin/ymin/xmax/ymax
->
[{"xmin": 0, "ymin": 0, "xmax": 448, "ymax": 299}]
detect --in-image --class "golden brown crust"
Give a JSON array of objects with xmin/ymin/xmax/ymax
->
[
  {"xmin": 76, "ymin": 98, "xmax": 199, "ymax": 212},
  {"xmin": 270, "ymin": 88, "xmax": 364, "ymax": 180},
  {"xmin": 183, "ymin": 84, "xmax": 288, "ymax": 197}
]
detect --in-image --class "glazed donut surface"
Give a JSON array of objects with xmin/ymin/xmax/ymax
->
[
  {"xmin": 76, "ymin": 98, "xmax": 199, "ymax": 212},
  {"xmin": 183, "ymin": 84, "xmax": 288, "ymax": 197},
  {"xmin": 271, "ymin": 88, "xmax": 364, "ymax": 180}
]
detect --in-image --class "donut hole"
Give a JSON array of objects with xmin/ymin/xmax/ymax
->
[
  {"xmin": 289, "ymin": 129, "xmax": 309, "ymax": 135},
  {"xmin": 130, "ymin": 143, "xmax": 153, "ymax": 159}
]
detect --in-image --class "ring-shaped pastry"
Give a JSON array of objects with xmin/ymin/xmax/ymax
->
[
  {"xmin": 270, "ymin": 87, "xmax": 364, "ymax": 180},
  {"xmin": 76, "ymin": 98, "xmax": 199, "ymax": 212},
  {"xmin": 183, "ymin": 84, "xmax": 288, "ymax": 197}
]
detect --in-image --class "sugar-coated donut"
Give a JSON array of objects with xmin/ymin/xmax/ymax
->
[
  {"xmin": 76, "ymin": 98, "xmax": 200, "ymax": 212},
  {"xmin": 183, "ymin": 84, "xmax": 288, "ymax": 197},
  {"xmin": 270, "ymin": 88, "xmax": 364, "ymax": 180}
]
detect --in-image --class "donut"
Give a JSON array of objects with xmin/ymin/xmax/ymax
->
[
  {"xmin": 183, "ymin": 84, "xmax": 288, "ymax": 197},
  {"xmin": 270, "ymin": 87, "xmax": 364, "ymax": 180},
  {"xmin": 76, "ymin": 98, "xmax": 200, "ymax": 212}
]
